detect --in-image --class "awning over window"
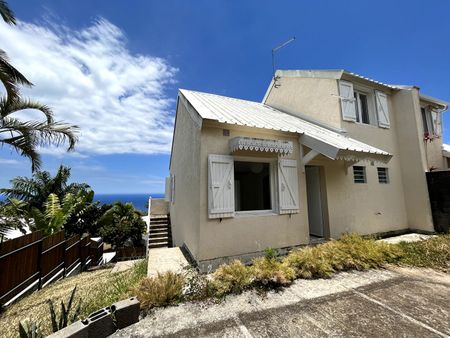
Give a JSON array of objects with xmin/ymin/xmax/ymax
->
[{"xmin": 229, "ymin": 137, "xmax": 293, "ymax": 156}]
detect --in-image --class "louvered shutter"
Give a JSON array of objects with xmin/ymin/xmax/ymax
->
[
  {"xmin": 208, "ymin": 154, "xmax": 235, "ymax": 218},
  {"xmin": 278, "ymin": 159, "xmax": 299, "ymax": 214},
  {"xmin": 165, "ymin": 176, "xmax": 171, "ymax": 202},
  {"xmin": 375, "ymin": 91, "xmax": 390, "ymax": 128},
  {"xmin": 339, "ymin": 80, "xmax": 357, "ymax": 122}
]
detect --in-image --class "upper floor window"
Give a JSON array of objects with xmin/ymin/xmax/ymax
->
[
  {"xmin": 354, "ymin": 90, "xmax": 372, "ymax": 125},
  {"xmin": 421, "ymin": 106, "xmax": 435, "ymax": 136},
  {"xmin": 339, "ymin": 80, "xmax": 390, "ymax": 129}
]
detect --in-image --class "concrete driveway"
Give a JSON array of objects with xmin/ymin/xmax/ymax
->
[{"xmin": 113, "ymin": 267, "xmax": 450, "ymax": 337}]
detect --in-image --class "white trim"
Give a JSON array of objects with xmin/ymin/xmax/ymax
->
[
  {"xmin": 235, "ymin": 210, "xmax": 277, "ymax": 217},
  {"xmin": 229, "ymin": 137, "xmax": 294, "ymax": 156}
]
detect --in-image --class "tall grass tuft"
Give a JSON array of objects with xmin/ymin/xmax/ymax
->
[
  {"xmin": 252, "ymin": 256, "xmax": 295, "ymax": 287},
  {"xmin": 212, "ymin": 260, "xmax": 253, "ymax": 296},
  {"xmin": 135, "ymin": 272, "xmax": 185, "ymax": 309}
]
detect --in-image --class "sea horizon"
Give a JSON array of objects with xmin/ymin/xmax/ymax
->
[
  {"xmin": 0, "ymin": 192, "xmax": 165, "ymax": 213},
  {"xmin": 94, "ymin": 193, "xmax": 164, "ymax": 212}
]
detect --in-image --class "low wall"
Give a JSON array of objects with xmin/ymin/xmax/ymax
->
[{"xmin": 150, "ymin": 198, "xmax": 169, "ymax": 215}]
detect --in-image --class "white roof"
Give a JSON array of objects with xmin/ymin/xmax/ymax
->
[
  {"xmin": 179, "ymin": 89, "xmax": 391, "ymax": 160},
  {"xmin": 443, "ymin": 144, "xmax": 450, "ymax": 158}
]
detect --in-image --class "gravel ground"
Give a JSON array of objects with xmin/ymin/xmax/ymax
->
[{"xmin": 113, "ymin": 267, "xmax": 450, "ymax": 337}]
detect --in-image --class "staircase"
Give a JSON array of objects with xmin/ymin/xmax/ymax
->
[{"xmin": 148, "ymin": 215, "xmax": 172, "ymax": 249}]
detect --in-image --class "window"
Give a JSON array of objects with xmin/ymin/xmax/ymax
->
[
  {"xmin": 234, "ymin": 161, "xmax": 271, "ymax": 211},
  {"xmin": 377, "ymin": 167, "xmax": 389, "ymax": 184},
  {"xmin": 353, "ymin": 166, "xmax": 366, "ymax": 183},
  {"xmin": 354, "ymin": 91, "xmax": 371, "ymax": 124},
  {"xmin": 421, "ymin": 107, "xmax": 435, "ymax": 136}
]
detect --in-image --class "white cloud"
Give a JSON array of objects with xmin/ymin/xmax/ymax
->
[
  {"xmin": 0, "ymin": 18, "xmax": 177, "ymax": 155},
  {"xmin": 0, "ymin": 158, "xmax": 22, "ymax": 165}
]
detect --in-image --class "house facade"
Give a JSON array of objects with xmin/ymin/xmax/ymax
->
[{"xmin": 168, "ymin": 69, "xmax": 448, "ymax": 271}]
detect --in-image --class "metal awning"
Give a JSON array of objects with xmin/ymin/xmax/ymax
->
[{"xmin": 229, "ymin": 137, "xmax": 293, "ymax": 156}]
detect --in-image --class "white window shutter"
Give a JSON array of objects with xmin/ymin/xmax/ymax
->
[
  {"xmin": 339, "ymin": 80, "xmax": 357, "ymax": 122},
  {"xmin": 165, "ymin": 176, "xmax": 171, "ymax": 202},
  {"xmin": 208, "ymin": 154, "xmax": 235, "ymax": 218},
  {"xmin": 375, "ymin": 91, "xmax": 390, "ymax": 128},
  {"xmin": 278, "ymin": 159, "xmax": 299, "ymax": 214}
]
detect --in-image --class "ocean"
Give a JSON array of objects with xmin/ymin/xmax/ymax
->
[
  {"xmin": 0, "ymin": 193, "xmax": 163, "ymax": 213},
  {"xmin": 94, "ymin": 193, "xmax": 164, "ymax": 213}
]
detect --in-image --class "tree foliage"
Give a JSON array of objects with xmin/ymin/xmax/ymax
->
[{"xmin": 98, "ymin": 202, "xmax": 145, "ymax": 248}]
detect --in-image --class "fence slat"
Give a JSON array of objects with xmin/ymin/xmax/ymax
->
[{"xmin": 0, "ymin": 230, "xmax": 103, "ymax": 307}]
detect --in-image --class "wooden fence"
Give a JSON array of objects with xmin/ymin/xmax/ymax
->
[{"xmin": 0, "ymin": 231, "xmax": 103, "ymax": 306}]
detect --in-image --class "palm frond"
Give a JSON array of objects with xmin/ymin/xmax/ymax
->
[
  {"xmin": 0, "ymin": 0, "xmax": 15, "ymax": 25},
  {"xmin": 0, "ymin": 97, "xmax": 53, "ymax": 122},
  {"xmin": 0, "ymin": 50, "xmax": 32, "ymax": 102}
]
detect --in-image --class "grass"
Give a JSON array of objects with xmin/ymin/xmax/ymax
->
[
  {"xmin": 397, "ymin": 233, "xmax": 450, "ymax": 270},
  {"xmin": 1, "ymin": 233, "xmax": 449, "ymax": 337},
  {"xmin": 0, "ymin": 259, "xmax": 147, "ymax": 338}
]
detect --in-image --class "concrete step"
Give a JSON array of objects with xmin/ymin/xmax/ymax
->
[
  {"xmin": 149, "ymin": 241, "xmax": 169, "ymax": 249},
  {"xmin": 150, "ymin": 218, "xmax": 169, "ymax": 224},
  {"xmin": 149, "ymin": 237, "xmax": 169, "ymax": 243},
  {"xmin": 150, "ymin": 226, "xmax": 169, "ymax": 231},
  {"xmin": 149, "ymin": 232, "xmax": 169, "ymax": 238}
]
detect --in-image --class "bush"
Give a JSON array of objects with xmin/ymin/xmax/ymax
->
[
  {"xmin": 135, "ymin": 272, "xmax": 185, "ymax": 309},
  {"xmin": 98, "ymin": 202, "xmax": 145, "ymax": 248},
  {"xmin": 284, "ymin": 234, "xmax": 403, "ymax": 279},
  {"xmin": 211, "ymin": 260, "xmax": 252, "ymax": 296},
  {"xmin": 251, "ymin": 257, "xmax": 295, "ymax": 287}
]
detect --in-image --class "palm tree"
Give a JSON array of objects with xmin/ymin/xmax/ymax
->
[
  {"xmin": 0, "ymin": 165, "xmax": 91, "ymax": 210},
  {"xmin": 0, "ymin": 0, "xmax": 79, "ymax": 171}
]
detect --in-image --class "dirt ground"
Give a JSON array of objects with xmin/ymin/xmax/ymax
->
[{"xmin": 113, "ymin": 267, "xmax": 450, "ymax": 337}]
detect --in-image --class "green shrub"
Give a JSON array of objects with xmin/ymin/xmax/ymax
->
[
  {"xmin": 251, "ymin": 257, "xmax": 295, "ymax": 287},
  {"xmin": 264, "ymin": 247, "xmax": 279, "ymax": 260},
  {"xmin": 211, "ymin": 260, "xmax": 253, "ymax": 296},
  {"xmin": 135, "ymin": 272, "xmax": 185, "ymax": 309},
  {"xmin": 284, "ymin": 245, "xmax": 335, "ymax": 279}
]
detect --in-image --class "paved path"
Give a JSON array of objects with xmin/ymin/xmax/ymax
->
[
  {"xmin": 114, "ymin": 267, "xmax": 450, "ymax": 337},
  {"xmin": 147, "ymin": 247, "xmax": 189, "ymax": 277}
]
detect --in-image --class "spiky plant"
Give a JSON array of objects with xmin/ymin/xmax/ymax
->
[
  {"xmin": 18, "ymin": 318, "xmax": 43, "ymax": 338},
  {"xmin": 47, "ymin": 286, "xmax": 81, "ymax": 333}
]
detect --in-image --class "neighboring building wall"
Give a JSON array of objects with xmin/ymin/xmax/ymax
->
[
  {"xmin": 391, "ymin": 88, "xmax": 434, "ymax": 231},
  {"xmin": 264, "ymin": 77, "xmax": 343, "ymax": 129},
  {"xmin": 169, "ymin": 97, "xmax": 202, "ymax": 259},
  {"xmin": 197, "ymin": 121, "xmax": 309, "ymax": 269}
]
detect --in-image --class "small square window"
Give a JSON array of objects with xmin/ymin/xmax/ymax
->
[
  {"xmin": 377, "ymin": 167, "xmax": 389, "ymax": 184},
  {"xmin": 353, "ymin": 166, "xmax": 366, "ymax": 183}
]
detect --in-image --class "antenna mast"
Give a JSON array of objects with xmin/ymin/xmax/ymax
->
[{"xmin": 272, "ymin": 37, "xmax": 295, "ymax": 86}]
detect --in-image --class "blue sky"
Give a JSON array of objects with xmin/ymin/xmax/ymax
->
[{"xmin": 1, "ymin": 0, "xmax": 449, "ymax": 194}]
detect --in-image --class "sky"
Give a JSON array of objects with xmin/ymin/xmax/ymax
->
[{"xmin": 0, "ymin": 0, "xmax": 449, "ymax": 194}]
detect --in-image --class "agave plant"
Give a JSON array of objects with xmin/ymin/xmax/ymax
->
[
  {"xmin": 18, "ymin": 318, "xmax": 43, "ymax": 338},
  {"xmin": 47, "ymin": 286, "xmax": 81, "ymax": 333}
]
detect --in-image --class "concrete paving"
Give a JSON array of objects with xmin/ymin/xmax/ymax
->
[
  {"xmin": 378, "ymin": 233, "xmax": 436, "ymax": 244},
  {"xmin": 113, "ymin": 267, "xmax": 450, "ymax": 337},
  {"xmin": 111, "ymin": 259, "xmax": 142, "ymax": 273},
  {"xmin": 147, "ymin": 247, "xmax": 189, "ymax": 277}
]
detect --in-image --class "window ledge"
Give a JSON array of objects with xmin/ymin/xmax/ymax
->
[{"xmin": 235, "ymin": 210, "xmax": 278, "ymax": 218}]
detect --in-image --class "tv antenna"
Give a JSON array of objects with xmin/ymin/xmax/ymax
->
[{"xmin": 272, "ymin": 37, "xmax": 295, "ymax": 87}]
